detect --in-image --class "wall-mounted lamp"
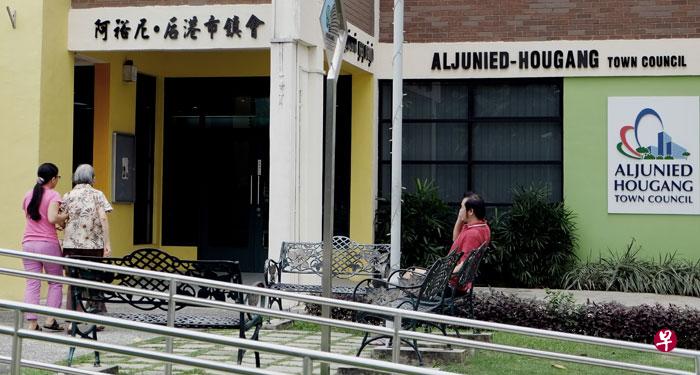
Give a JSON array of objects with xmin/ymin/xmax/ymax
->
[
  {"xmin": 122, "ymin": 60, "xmax": 137, "ymax": 83},
  {"xmin": 6, "ymin": 7, "xmax": 16, "ymax": 29}
]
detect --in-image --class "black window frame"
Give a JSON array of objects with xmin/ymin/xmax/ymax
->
[
  {"xmin": 378, "ymin": 78, "xmax": 564, "ymax": 209},
  {"xmin": 133, "ymin": 73, "xmax": 156, "ymax": 245}
]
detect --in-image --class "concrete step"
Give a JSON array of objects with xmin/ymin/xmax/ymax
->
[
  {"xmin": 464, "ymin": 332, "xmax": 492, "ymax": 342},
  {"xmin": 59, "ymin": 364, "xmax": 119, "ymax": 374},
  {"xmin": 370, "ymin": 346, "xmax": 469, "ymax": 366},
  {"xmin": 420, "ymin": 331, "xmax": 493, "ymax": 345},
  {"xmin": 336, "ymin": 368, "xmax": 385, "ymax": 375},
  {"xmin": 262, "ymin": 318, "xmax": 294, "ymax": 330}
]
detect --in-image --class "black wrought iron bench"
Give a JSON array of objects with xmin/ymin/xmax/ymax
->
[
  {"xmin": 352, "ymin": 250, "xmax": 461, "ymax": 365},
  {"xmin": 445, "ymin": 242, "xmax": 490, "ymax": 320},
  {"xmin": 65, "ymin": 248, "xmax": 263, "ymax": 367},
  {"xmin": 263, "ymin": 236, "xmax": 390, "ymax": 309}
]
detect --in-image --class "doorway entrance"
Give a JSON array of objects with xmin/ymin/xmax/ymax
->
[{"xmin": 162, "ymin": 77, "xmax": 270, "ymax": 272}]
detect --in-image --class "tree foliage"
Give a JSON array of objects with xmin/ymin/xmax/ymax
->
[
  {"xmin": 482, "ymin": 186, "xmax": 578, "ymax": 288},
  {"xmin": 374, "ymin": 179, "xmax": 454, "ymax": 268}
]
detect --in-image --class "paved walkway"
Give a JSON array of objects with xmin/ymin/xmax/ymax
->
[
  {"xmin": 0, "ymin": 303, "xmax": 371, "ymax": 374},
  {"xmin": 93, "ymin": 329, "xmax": 368, "ymax": 375}
]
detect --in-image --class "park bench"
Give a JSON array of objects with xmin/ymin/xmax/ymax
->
[
  {"xmin": 263, "ymin": 236, "xmax": 390, "ymax": 309},
  {"xmin": 352, "ymin": 250, "xmax": 461, "ymax": 365},
  {"xmin": 444, "ymin": 242, "xmax": 490, "ymax": 321},
  {"xmin": 65, "ymin": 248, "xmax": 263, "ymax": 367}
]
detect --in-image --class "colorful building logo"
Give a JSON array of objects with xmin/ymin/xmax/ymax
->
[{"xmin": 617, "ymin": 108, "xmax": 690, "ymax": 160}]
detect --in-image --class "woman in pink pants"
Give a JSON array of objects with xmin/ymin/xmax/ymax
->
[{"xmin": 21, "ymin": 163, "xmax": 68, "ymax": 331}]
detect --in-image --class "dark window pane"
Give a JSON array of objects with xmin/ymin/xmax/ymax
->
[
  {"xmin": 485, "ymin": 206, "xmax": 504, "ymax": 220},
  {"xmin": 134, "ymin": 73, "xmax": 156, "ymax": 245},
  {"xmin": 377, "ymin": 78, "xmax": 563, "ymax": 213},
  {"xmin": 381, "ymin": 122, "xmax": 468, "ymax": 162},
  {"xmin": 380, "ymin": 81, "xmax": 392, "ymax": 120},
  {"xmin": 472, "ymin": 164, "xmax": 562, "ymax": 203},
  {"xmin": 381, "ymin": 163, "xmax": 469, "ymax": 203},
  {"xmin": 162, "ymin": 116, "xmax": 199, "ymax": 246},
  {"xmin": 403, "ymin": 82, "xmax": 469, "ymax": 119},
  {"xmin": 435, "ymin": 123, "xmax": 469, "ymax": 161},
  {"xmin": 73, "ymin": 66, "xmax": 94, "ymax": 172},
  {"xmin": 380, "ymin": 122, "xmax": 391, "ymax": 161},
  {"xmin": 379, "ymin": 163, "xmax": 390, "ymax": 200},
  {"xmin": 472, "ymin": 121, "xmax": 562, "ymax": 161},
  {"xmin": 474, "ymin": 83, "xmax": 560, "ymax": 117},
  {"xmin": 253, "ymin": 98, "xmax": 270, "ymax": 127}
]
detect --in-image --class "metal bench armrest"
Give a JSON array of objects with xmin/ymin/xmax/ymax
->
[
  {"xmin": 388, "ymin": 268, "xmax": 429, "ymax": 287},
  {"xmin": 353, "ymin": 277, "xmax": 421, "ymax": 303},
  {"xmin": 263, "ymin": 259, "xmax": 281, "ymax": 287}
]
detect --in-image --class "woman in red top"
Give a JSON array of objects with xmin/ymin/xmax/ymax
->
[{"xmin": 21, "ymin": 163, "xmax": 68, "ymax": 331}]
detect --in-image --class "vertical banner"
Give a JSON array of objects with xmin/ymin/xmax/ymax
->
[{"xmin": 608, "ymin": 97, "xmax": 700, "ymax": 214}]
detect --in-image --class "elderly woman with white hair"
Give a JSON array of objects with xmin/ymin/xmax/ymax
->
[{"xmin": 62, "ymin": 164, "xmax": 112, "ymax": 313}]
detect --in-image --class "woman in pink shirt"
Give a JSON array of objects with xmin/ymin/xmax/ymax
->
[{"xmin": 21, "ymin": 163, "xmax": 68, "ymax": 331}]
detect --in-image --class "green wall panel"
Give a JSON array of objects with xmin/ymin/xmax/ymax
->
[{"xmin": 563, "ymin": 76, "xmax": 700, "ymax": 260}]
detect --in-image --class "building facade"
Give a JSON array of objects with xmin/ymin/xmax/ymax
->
[{"xmin": 0, "ymin": 0, "xmax": 698, "ymax": 300}]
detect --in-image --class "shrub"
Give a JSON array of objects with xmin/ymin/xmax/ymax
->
[
  {"xmin": 563, "ymin": 239, "xmax": 700, "ymax": 297},
  {"xmin": 481, "ymin": 186, "xmax": 578, "ymax": 288},
  {"xmin": 374, "ymin": 179, "xmax": 453, "ymax": 268},
  {"xmin": 464, "ymin": 290, "xmax": 700, "ymax": 350},
  {"xmin": 305, "ymin": 290, "xmax": 700, "ymax": 350}
]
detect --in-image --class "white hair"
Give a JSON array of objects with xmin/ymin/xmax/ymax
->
[{"xmin": 73, "ymin": 164, "xmax": 95, "ymax": 185}]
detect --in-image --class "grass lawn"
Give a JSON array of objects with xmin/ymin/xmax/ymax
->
[
  {"xmin": 291, "ymin": 321, "xmax": 695, "ymax": 374},
  {"xmin": 436, "ymin": 331, "xmax": 694, "ymax": 374}
]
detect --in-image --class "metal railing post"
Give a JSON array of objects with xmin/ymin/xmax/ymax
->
[
  {"xmin": 302, "ymin": 356, "xmax": 313, "ymax": 375},
  {"xmin": 695, "ymin": 355, "xmax": 699, "ymax": 375},
  {"xmin": 393, "ymin": 314, "xmax": 402, "ymax": 363},
  {"xmin": 10, "ymin": 309, "xmax": 22, "ymax": 375},
  {"xmin": 165, "ymin": 279, "xmax": 177, "ymax": 375}
]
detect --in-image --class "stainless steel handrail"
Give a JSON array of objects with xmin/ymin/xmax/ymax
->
[
  {"xmin": 0, "ymin": 355, "xmax": 105, "ymax": 375},
  {"xmin": 1, "ymin": 248, "xmax": 698, "ymax": 375},
  {"xmin": 2, "ymin": 248, "xmax": 698, "ymax": 357},
  {"xmin": 0, "ymin": 301, "xmax": 449, "ymax": 375}
]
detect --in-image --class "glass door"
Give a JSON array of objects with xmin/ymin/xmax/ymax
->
[{"xmin": 163, "ymin": 77, "xmax": 269, "ymax": 271}]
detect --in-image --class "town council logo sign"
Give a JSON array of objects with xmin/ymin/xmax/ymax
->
[{"xmin": 608, "ymin": 97, "xmax": 700, "ymax": 215}]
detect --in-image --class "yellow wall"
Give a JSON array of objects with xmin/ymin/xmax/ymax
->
[
  {"xmin": 38, "ymin": 0, "xmax": 73, "ymax": 169},
  {"xmin": 0, "ymin": 0, "xmax": 72, "ymax": 300},
  {"xmin": 80, "ymin": 51, "xmax": 271, "ymax": 259},
  {"xmin": 349, "ymin": 72, "xmax": 376, "ymax": 243}
]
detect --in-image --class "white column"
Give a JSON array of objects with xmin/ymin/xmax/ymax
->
[
  {"xmin": 268, "ymin": 0, "xmax": 325, "ymax": 264},
  {"xmin": 390, "ymin": 0, "xmax": 404, "ymax": 271}
]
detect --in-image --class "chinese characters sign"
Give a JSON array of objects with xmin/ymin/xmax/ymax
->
[
  {"xmin": 69, "ymin": 5, "xmax": 270, "ymax": 51},
  {"xmin": 608, "ymin": 97, "xmax": 700, "ymax": 215},
  {"xmin": 345, "ymin": 30, "xmax": 374, "ymax": 67}
]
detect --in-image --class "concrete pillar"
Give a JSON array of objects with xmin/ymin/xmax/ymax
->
[{"xmin": 268, "ymin": 0, "xmax": 325, "ymax": 262}]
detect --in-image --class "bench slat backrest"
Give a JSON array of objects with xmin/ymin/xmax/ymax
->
[
  {"xmin": 279, "ymin": 236, "xmax": 390, "ymax": 279},
  {"xmin": 455, "ymin": 242, "xmax": 489, "ymax": 289},
  {"xmin": 416, "ymin": 250, "xmax": 462, "ymax": 308},
  {"xmin": 67, "ymin": 248, "xmax": 243, "ymax": 309}
]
